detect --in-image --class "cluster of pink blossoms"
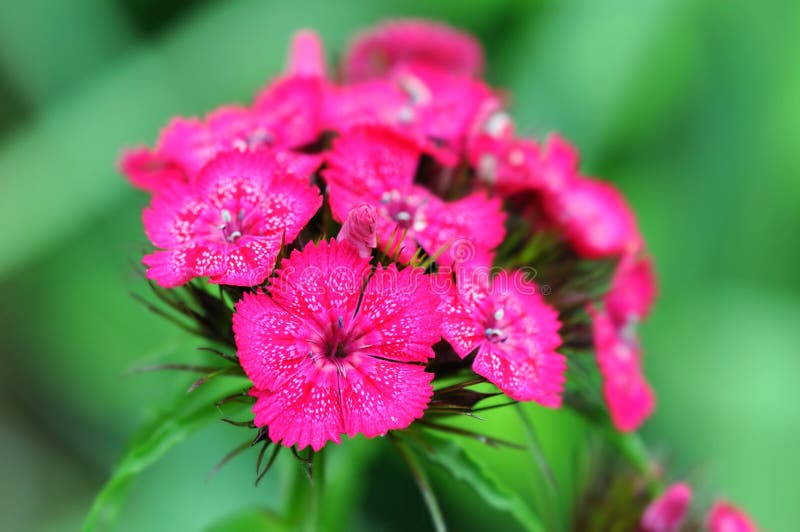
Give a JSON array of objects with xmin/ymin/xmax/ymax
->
[
  {"xmin": 122, "ymin": 20, "xmax": 658, "ymax": 450},
  {"xmin": 119, "ymin": 19, "xmax": 763, "ymax": 529}
]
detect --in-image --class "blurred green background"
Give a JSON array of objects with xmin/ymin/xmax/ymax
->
[{"xmin": 1, "ymin": 0, "xmax": 798, "ymax": 530}]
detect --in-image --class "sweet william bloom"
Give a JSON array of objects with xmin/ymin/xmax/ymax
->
[
  {"xmin": 142, "ymin": 150, "xmax": 321, "ymax": 287},
  {"xmin": 640, "ymin": 483, "xmax": 692, "ymax": 532},
  {"xmin": 606, "ymin": 254, "xmax": 658, "ymax": 324},
  {"xmin": 542, "ymin": 175, "xmax": 642, "ymax": 258},
  {"xmin": 707, "ymin": 500, "xmax": 759, "ymax": 532},
  {"xmin": 118, "ymin": 146, "xmax": 185, "ymax": 193},
  {"xmin": 588, "ymin": 304, "xmax": 655, "ymax": 431},
  {"xmin": 120, "ymin": 31, "xmax": 326, "ymax": 193},
  {"xmin": 337, "ymin": 204, "xmax": 378, "ymax": 259},
  {"xmin": 441, "ymin": 269, "xmax": 566, "ymax": 406},
  {"xmin": 323, "ymin": 125, "xmax": 505, "ymax": 266},
  {"xmin": 233, "ymin": 239, "xmax": 442, "ymax": 450},
  {"xmin": 325, "ymin": 63, "xmax": 496, "ymax": 166},
  {"xmin": 342, "ymin": 19, "xmax": 484, "ymax": 82}
]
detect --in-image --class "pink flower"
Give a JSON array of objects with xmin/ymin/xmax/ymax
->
[
  {"xmin": 233, "ymin": 239, "xmax": 442, "ymax": 450},
  {"xmin": 707, "ymin": 500, "xmax": 759, "ymax": 532},
  {"xmin": 531, "ymin": 134, "xmax": 581, "ymax": 194},
  {"xmin": 588, "ymin": 304, "xmax": 655, "ymax": 431},
  {"xmin": 118, "ymin": 146, "xmax": 185, "ymax": 193},
  {"xmin": 470, "ymin": 134, "xmax": 542, "ymax": 192},
  {"xmin": 323, "ymin": 125, "xmax": 505, "ymax": 266},
  {"xmin": 121, "ymin": 31, "xmax": 327, "ymax": 194},
  {"xmin": 468, "ymin": 128, "xmax": 580, "ymax": 195},
  {"xmin": 342, "ymin": 19, "xmax": 483, "ymax": 82},
  {"xmin": 120, "ymin": 98, "xmax": 324, "ymax": 194},
  {"xmin": 325, "ymin": 64, "xmax": 495, "ymax": 166},
  {"xmin": 441, "ymin": 269, "xmax": 566, "ymax": 406},
  {"xmin": 606, "ymin": 254, "xmax": 658, "ymax": 324},
  {"xmin": 337, "ymin": 204, "xmax": 378, "ymax": 259},
  {"xmin": 142, "ymin": 150, "xmax": 322, "ymax": 287},
  {"xmin": 542, "ymin": 176, "xmax": 642, "ymax": 258},
  {"xmin": 640, "ymin": 483, "xmax": 692, "ymax": 532}
]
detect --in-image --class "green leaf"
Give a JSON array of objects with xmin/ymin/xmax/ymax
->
[
  {"xmin": 415, "ymin": 433, "xmax": 547, "ymax": 532},
  {"xmin": 83, "ymin": 384, "xmax": 249, "ymax": 531}
]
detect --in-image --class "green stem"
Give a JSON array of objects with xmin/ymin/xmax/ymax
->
[
  {"xmin": 306, "ymin": 450, "xmax": 326, "ymax": 532},
  {"xmin": 390, "ymin": 434, "xmax": 447, "ymax": 532}
]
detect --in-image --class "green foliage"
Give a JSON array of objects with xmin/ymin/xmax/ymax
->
[
  {"xmin": 84, "ymin": 382, "xmax": 250, "ymax": 531},
  {"xmin": 414, "ymin": 433, "xmax": 547, "ymax": 532}
]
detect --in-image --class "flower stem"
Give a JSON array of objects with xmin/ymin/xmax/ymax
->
[
  {"xmin": 390, "ymin": 433, "xmax": 447, "ymax": 532},
  {"xmin": 305, "ymin": 449, "xmax": 326, "ymax": 532}
]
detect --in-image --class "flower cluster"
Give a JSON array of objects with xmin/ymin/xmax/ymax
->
[{"xmin": 119, "ymin": 19, "xmax": 759, "ymax": 529}]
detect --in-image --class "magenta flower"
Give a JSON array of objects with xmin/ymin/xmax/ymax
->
[
  {"xmin": 142, "ymin": 150, "xmax": 322, "ymax": 287},
  {"xmin": 337, "ymin": 204, "xmax": 379, "ymax": 259},
  {"xmin": 342, "ymin": 19, "xmax": 484, "ymax": 82},
  {"xmin": 606, "ymin": 254, "xmax": 658, "ymax": 324},
  {"xmin": 325, "ymin": 63, "xmax": 496, "ymax": 166},
  {"xmin": 233, "ymin": 239, "xmax": 442, "ymax": 450},
  {"xmin": 323, "ymin": 125, "xmax": 505, "ymax": 266},
  {"xmin": 587, "ymin": 303, "xmax": 655, "ymax": 431},
  {"xmin": 542, "ymin": 175, "xmax": 642, "ymax": 258},
  {"xmin": 707, "ymin": 500, "xmax": 759, "ymax": 532},
  {"xmin": 441, "ymin": 269, "xmax": 566, "ymax": 406},
  {"xmin": 640, "ymin": 482, "xmax": 692, "ymax": 532},
  {"xmin": 120, "ymin": 31, "xmax": 327, "ymax": 194},
  {"xmin": 469, "ymin": 131, "xmax": 542, "ymax": 192}
]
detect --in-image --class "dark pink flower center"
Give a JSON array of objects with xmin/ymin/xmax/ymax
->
[
  {"xmin": 316, "ymin": 315, "xmax": 358, "ymax": 363},
  {"xmin": 483, "ymin": 307, "xmax": 509, "ymax": 344},
  {"xmin": 380, "ymin": 190, "xmax": 427, "ymax": 231}
]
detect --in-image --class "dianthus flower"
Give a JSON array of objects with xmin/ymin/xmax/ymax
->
[
  {"xmin": 467, "ymin": 111, "xmax": 579, "ymax": 195},
  {"xmin": 233, "ymin": 239, "xmax": 442, "ymax": 450},
  {"xmin": 707, "ymin": 500, "xmax": 759, "ymax": 532},
  {"xmin": 325, "ymin": 63, "xmax": 496, "ymax": 166},
  {"xmin": 323, "ymin": 124, "xmax": 505, "ymax": 266},
  {"xmin": 440, "ymin": 269, "xmax": 566, "ymax": 406},
  {"xmin": 606, "ymin": 254, "xmax": 658, "ymax": 323},
  {"xmin": 587, "ymin": 303, "xmax": 655, "ymax": 431},
  {"xmin": 640, "ymin": 483, "xmax": 692, "ymax": 532},
  {"xmin": 342, "ymin": 19, "xmax": 484, "ymax": 81},
  {"xmin": 120, "ymin": 32, "xmax": 327, "ymax": 193},
  {"xmin": 142, "ymin": 150, "xmax": 321, "ymax": 287},
  {"xmin": 542, "ymin": 175, "xmax": 642, "ymax": 258}
]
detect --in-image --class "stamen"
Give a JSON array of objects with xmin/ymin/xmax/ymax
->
[
  {"xmin": 494, "ymin": 308, "xmax": 505, "ymax": 321},
  {"xmin": 397, "ymin": 107, "xmax": 415, "ymax": 123},
  {"xmin": 227, "ymin": 230, "xmax": 242, "ymax": 241},
  {"xmin": 338, "ymin": 316, "xmax": 344, "ymax": 329},
  {"xmin": 221, "ymin": 209, "xmax": 232, "ymax": 223}
]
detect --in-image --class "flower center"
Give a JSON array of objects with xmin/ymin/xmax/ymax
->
[
  {"xmin": 323, "ymin": 315, "xmax": 353, "ymax": 360},
  {"xmin": 216, "ymin": 208, "xmax": 246, "ymax": 242},
  {"xmin": 380, "ymin": 190, "xmax": 427, "ymax": 231},
  {"xmin": 484, "ymin": 308, "xmax": 508, "ymax": 344}
]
